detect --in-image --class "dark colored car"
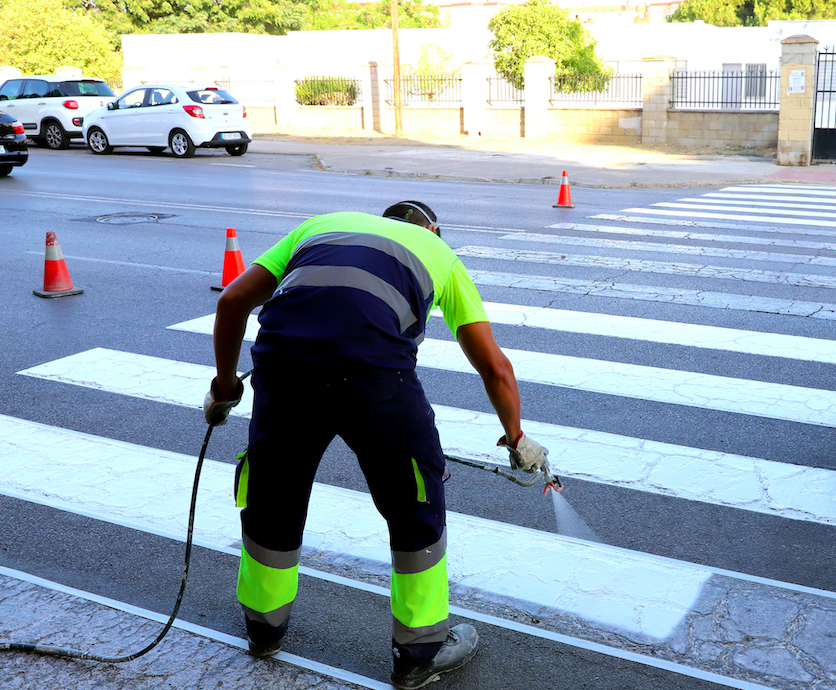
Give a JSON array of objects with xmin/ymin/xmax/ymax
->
[{"xmin": 0, "ymin": 111, "xmax": 28, "ymax": 175}]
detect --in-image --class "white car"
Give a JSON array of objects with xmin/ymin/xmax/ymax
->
[
  {"xmin": 0, "ymin": 76, "xmax": 114, "ymax": 149},
  {"xmin": 83, "ymin": 83, "xmax": 251, "ymax": 158}
]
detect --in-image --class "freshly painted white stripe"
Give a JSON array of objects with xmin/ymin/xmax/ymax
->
[
  {"xmin": 620, "ymin": 207, "xmax": 836, "ymax": 228},
  {"xmin": 4, "ymin": 415, "xmax": 834, "ymax": 605},
  {"xmin": 504, "ymin": 232, "xmax": 836, "ymax": 266},
  {"xmin": 703, "ymin": 193, "xmax": 836, "ymax": 208},
  {"xmin": 455, "ymin": 245, "xmax": 836, "ymax": 290},
  {"xmin": 172, "ymin": 308, "xmax": 836, "ymax": 365},
  {"xmin": 0, "ymin": 566, "xmax": 390, "ymax": 690},
  {"xmin": 654, "ymin": 202, "xmax": 836, "ymax": 219},
  {"xmin": 0, "ymin": 414, "xmax": 711, "ymax": 640},
  {"xmin": 590, "ymin": 214, "xmax": 836, "ymax": 238},
  {"xmin": 0, "ymin": 565, "xmax": 780, "ymax": 690},
  {"xmin": 546, "ymin": 222, "xmax": 836, "ymax": 251},
  {"xmin": 468, "ymin": 269, "xmax": 836, "ymax": 320},
  {"xmin": 15, "ymin": 349, "xmax": 836, "ymax": 525}
]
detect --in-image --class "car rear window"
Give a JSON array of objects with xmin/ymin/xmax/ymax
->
[
  {"xmin": 187, "ymin": 89, "xmax": 238, "ymax": 105},
  {"xmin": 62, "ymin": 81, "xmax": 115, "ymax": 97}
]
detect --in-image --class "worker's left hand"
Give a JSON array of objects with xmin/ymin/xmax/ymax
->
[
  {"xmin": 497, "ymin": 432, "xmax": 548, "ymax": 474},
  {"xmin": 204, "ymin": 377, "xmax": 244, "ymax": 426}
]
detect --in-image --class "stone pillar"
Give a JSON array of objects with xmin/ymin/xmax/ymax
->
[
  {"xmin": 523, "ymin": 56, "xmax": 555, "ymax": 138},
  {"xmin": 641, "ymin": 56, "xmax": 682, "ymax": 145},
  {"xmin": 273, "ymin": 65, "xmax": 298, "ymax": 127},
  {"xmin": 777, "ymin": 35, "xmax": 819, "ymax": 166},
  {"xmin": 461, "ymin": 62, "xmax": 489, "ymax": 137},
  {"xmin": 363, "ymin": 62, "xmax": 382, "ymax": 133}
]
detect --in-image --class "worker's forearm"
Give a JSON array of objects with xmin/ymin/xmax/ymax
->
[
  {"xmin": 481, "ymin": 367, "xmax": 522, "ymax": 442},
  {"xmin": 213, "ymin": 298, "xmax": 250, "ymax": 399}
]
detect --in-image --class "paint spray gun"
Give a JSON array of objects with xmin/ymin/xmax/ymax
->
[{"xmin": 444, "ymin": 453, "xmax": 562, "ymax": 493}]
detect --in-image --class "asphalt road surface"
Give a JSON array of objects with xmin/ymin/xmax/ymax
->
[{"xmin": 0, "ymin": 146, "xmax": 834, "ymax": 690}]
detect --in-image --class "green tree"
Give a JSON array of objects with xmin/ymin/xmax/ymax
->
[
  {"xmin": 68, "ymin": 0, "xmax": 309, "ymax": 35},
  {"xmin": 487, "ymin": 0, "xmax": 608, "ymax": 90},
  {"xmin": 669, "ymin": 0, "xmax": 836, "ymax": 26},
  {"xmin": 0, "ymin": 0, "xmax": 123, "ymax": 83},
  {"xmin": 299, "ymin": 0, "xmax": 439, "ymax": 31}
]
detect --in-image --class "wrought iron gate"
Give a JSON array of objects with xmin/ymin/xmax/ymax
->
[{"xmin": 813, "ymin": 47, "xmax": 836, "ymax": 161}]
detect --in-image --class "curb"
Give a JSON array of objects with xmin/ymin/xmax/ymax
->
[{"xmin": 306, "ymin": 166, "xmax": 771, "ymax": 189}]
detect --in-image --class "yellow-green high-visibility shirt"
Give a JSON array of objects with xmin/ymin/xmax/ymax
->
[{"xmin": 251, "ymin": 212, "xmax": 488, "ymax": 371}]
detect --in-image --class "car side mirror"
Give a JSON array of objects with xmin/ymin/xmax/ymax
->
[{"xmin": 107, "ymin": 101, "xmax": 117, "ymax": 110}]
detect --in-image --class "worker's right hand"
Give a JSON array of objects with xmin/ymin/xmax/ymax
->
[
  {"xmin": 204, "ymin": 377, "xmax": 244, "ymax": 426},
  {"xmin": 497, "ymin": 432, "xmax": 548, "ymax": 474}
]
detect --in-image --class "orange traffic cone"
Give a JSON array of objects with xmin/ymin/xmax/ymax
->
[
  {"xmin": 211, "ymin": 227, "xmax": 246, "ymax": 292},
  {"xmin": 553, "ymin": 171, "xmax": 575, "ymax": 208},
  {"xmin": 33, "ymin": 231, "xmax": 83, "ymax": 298}
]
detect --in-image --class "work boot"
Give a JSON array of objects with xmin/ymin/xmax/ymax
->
[
  {"xmin": 245, "ymin": 617, "xmax": 287, "ymax": 658},
  {"xmin": 391, "ymin": 624, "xmax": 479, "ymax": 689}
]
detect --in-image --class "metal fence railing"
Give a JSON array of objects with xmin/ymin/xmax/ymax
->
[
  {"xmin": 670, "ymin": 69, "xmax": 780, "ymax": 110},
  {"xmin": 294, "ymin": 76, "xmax": 361, "ymax": 106},
  {"xmin": 487, "ymin": 76, "xmax": 524, "ymax": 105},
  {"xmin": 385, "ymin": 74, "xmax": 462, "ymax": 105},
  {"xmin": 549, "ymin": 73, "xmax": 643, "ymax": 108}
]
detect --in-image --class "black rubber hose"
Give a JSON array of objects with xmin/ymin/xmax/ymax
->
[{"xmin": 0, "ymin": 370, "xmax": 252, "ymax": 663}]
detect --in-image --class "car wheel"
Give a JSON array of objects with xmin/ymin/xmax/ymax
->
[
  {"xmin": 169, "ymin": 130, "xmax": 195, "ymax": 158},
  {"xmin": 43, "ymin": 121, "xmax": 70, "ymax": 150},
  {"xmin": 225, "ymin": 143, "xmax": 248, "ymax": 156},
  {"xmin": 87, "ymin": 127, "xmax": 113, "ymax": 155},
  {"xmin": 146, "ymin": 147, "xmax": 165, "ymax": 154},
  {"xmin": 0, "ymin": 164, "xmax": 13, "ymax": 177}
]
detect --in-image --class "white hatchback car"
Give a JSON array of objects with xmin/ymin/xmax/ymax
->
[
  {"xmin": 84, "ymin": 83, "xmax": 251, "ymax": 158},
  {"xmin": 0, "ymin": 76, "xmax": 114, "ymax": 149}
]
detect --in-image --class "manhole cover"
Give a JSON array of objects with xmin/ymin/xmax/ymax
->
[{"xmin": 97, "ymin": 214, "xmax": 160, "ymax": 225}]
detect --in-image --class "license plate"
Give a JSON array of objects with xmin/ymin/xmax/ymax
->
[
  {"xmin": 0, "ymin": 145, "xmax": 6, "ymax": 154},
  {"xmin": 221, "ymin": 133, "xmax": 240, "ymax": 141}
]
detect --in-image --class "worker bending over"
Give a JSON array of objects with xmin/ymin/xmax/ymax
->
[{"xmin": 205, "ymin": 201, "xmax": 548, "ymax": 689}]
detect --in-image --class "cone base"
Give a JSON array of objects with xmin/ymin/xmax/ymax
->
[
  {"xmin": 210, "ymin": 285, "xmax": 224, "ymax": 292},
  {"xmin": 553, "ymin": 204, "xmax": 575, "ymax": 208},
  {"xmin": 34, "ymin": 288, "xmax": 84, "ymax": 299}
]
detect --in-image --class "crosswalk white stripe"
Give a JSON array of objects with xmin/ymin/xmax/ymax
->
[
  {"xmin": 474, "ymin": 303, "xmax": 836, "ymax": 363},
  {"xmin": 171, "ymin": 308, "xmax": 836, "ymax": 365},
  {"xmin": 590, "ymin": 213, "xmax": 836, "ymax": 238},
  {"xmin": 0, "ymin": 414, "xmax": 713, "ymax": 640},
  {"xmin": 468, "ymin": 270, "xmax": 836, "ymax": 320},
  {"xmin": 654, "ymin": 202, "xmax": 836, "ymax": 219},
  {"xmin": 456, "ymin": 245, "xmax": 836, "ymax": 289},
  {"xmin": 15, "ymin": 347, "xmax": 836, "ymax": 523},
  {"xmin": 20, "ymin": 346, "xmax": 836, "ymax": 428},
  {"xmin": 419, "ymin": 339, "xmax": 836, "ymax": 427},
  {"xmin": 703, "ymin": 193, "xmax": 836, "ymax": 208},
  {"xmin": 504, "ymin": 232, "xmax": 836, "ymax": 266},
  {"xmin": 546, "ymin": 222, "xmax": 836, "ymax": 251},
  {"xmin": 721, "ymin": 184, "xmax": 836, "ymax": 195},
  {"xmin": 619, "ymin": 208, "xmax": 836, "ymax": 228}
]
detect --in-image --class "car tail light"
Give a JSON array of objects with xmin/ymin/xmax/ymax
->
[
  {"xmin": 243, "ymin": 106, "xmax": 247, "ymax": 118},
  {"xmin": 72, "ymin": 117, "xmax": 83, "ymax": 127},
  {"xmin": 13, "ymin": 123, "xmax": 24, "ymax": 135},
  {"xmin": 183, "ymin": 105, "xmax": 205, "ymax": 119},
  {"xmin": 63, "ymin": 100, "xmax": 79, "ymax": 110}
]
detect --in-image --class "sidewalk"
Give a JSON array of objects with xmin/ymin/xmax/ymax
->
[{"xmin": 250, "ymin": 129, "xmax": 836, "ymax": 188}]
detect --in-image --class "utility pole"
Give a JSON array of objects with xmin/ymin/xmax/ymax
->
[{"xmin": 390, "ymin": 0, "xmax": 402, "ymax": 136}]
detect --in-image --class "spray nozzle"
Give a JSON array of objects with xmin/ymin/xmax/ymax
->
[{"xmin": 541, "ymin": 459, "xmax": 563, "ymax": 494}]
